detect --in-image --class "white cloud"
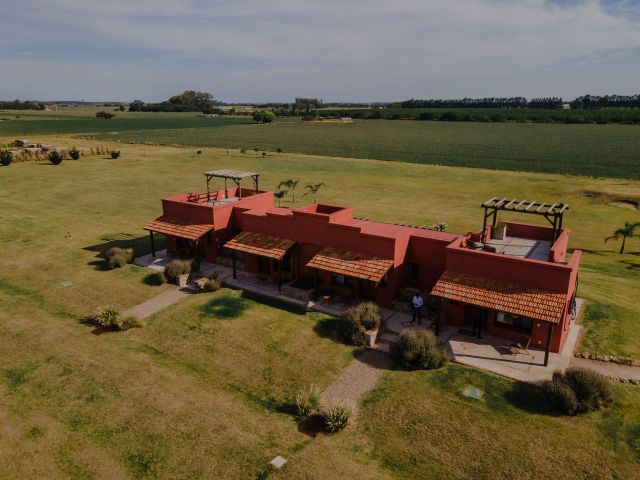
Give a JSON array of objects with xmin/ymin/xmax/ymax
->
[{"xmin": 1, "ymin": 0, "xmax": 639, "ymax": 100}]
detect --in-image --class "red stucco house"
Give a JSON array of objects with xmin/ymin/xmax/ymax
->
[{"xmin": 145, "ymin": 170, "xmax": 581, "ymax": 360}]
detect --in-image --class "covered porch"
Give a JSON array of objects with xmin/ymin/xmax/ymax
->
[
  {"xmin": 224, "ymin": 230, "xmax": 296, "ymax": 291},
  {"xmin": 305, "ymin": 246, "xmax": 394, "ymax": 306},
  {"xmin": 144, "ymin": 215, "xmax": 214, "ymax": 260},
  {"xmin": 431, "ymin": 271, "xmax": 568, "ymax": 366}
]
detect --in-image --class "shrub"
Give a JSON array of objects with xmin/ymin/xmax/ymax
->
[
  {"xmin": 391, "ymin": 330, "xmax": 449, "ymax": 370},
  {"xmin": 110, "ymin": 150, "xmax": 121, "ymax": 159},
  {"xmin": 344, "ymin": 302, "xmax": 382, "ymax": 346},
  {"xmin": 429, "ymin": 222, "xmax": 448, "ymax": 232},
  {"xmin": 196, "ymin": 150, "xmax": 202, "ymax": 154},
  {"xmin": 104, "ymin": 247, "xmax": 134, "ymax": 269},
  {"xmin": 165, "ymin": 259, "xmax": 192, "ymax": 280},
  {"xmin": 68, "ymin": 147, "xmax": 81, "ymax": 160},
  {"xmin": 0, "ymin": 150, "xmax": 12, "ymax": 166},
  {"xmin": 276, "ymin": 147, "xmax": 283, "ymax": 153},
  {"xmin": 203, "ymin": 278, "xmax": 221, "ymax": 292},
  {"xmin": 240, "ymin": 148, "xmax": 247, "ymax": 154},
  {"xmin": 322, "ymin": 404, "xmax": 351, "ymax": 433},
  {"xmin": 96, "ymin": 110, "xmax": 115, "ymax": 119},
  {"xmin": 295, "ymin": 385, "xmax": 321, "ymax": 418},
  {"xmin": 48, "ymin": 151, "xmax": 64, "ymax": 165},
  {"xmin": 152, "ymin": 271, "xmax": 167, "ymax": 285},
  {"xmin": 543, "ymin": 367, "xmax": 612, "ymax": 415},
  {"xmin": 117, "ymin": 316, "xmax": 142, "ymax": 331}
]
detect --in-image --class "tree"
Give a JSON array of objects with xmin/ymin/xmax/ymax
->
[
  {"xmin": 96, "ymin": 110, "xmax": 115, "ymax": 119},
  {"xmin": 0, "ymin": 150, "xmax": 12, "ymax": 166},
  {"xmin": 68, "ymin": 147, "xmax": 81, "ymax": 160},
  {"xmin": 303, "ymin": 182, "xmax": 325, "ymax": 203},
  {"xmin": 274, "ymin": 190, "xmax": 287, "ymax": 207},
  {"xmin": 278, "ymin": 179, "xmax": 300, "ymax": 203},
  {"xmin": 605, "ymin": 222, "xmax": 640, "ymax": 254},
  {"xmin": 252, "ymin": 111, "xmax": 275, "ymax": 124},
  {"xmin": 128, "ymin": 100, "xmax": 145, "ymax": 112}
]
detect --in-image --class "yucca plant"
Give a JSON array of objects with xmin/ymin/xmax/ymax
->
[
  {"xmin": 295, "ymin": 385, "xmax": 320, "ymax": 418},
  {"xmin": 323, "ymin": 404, "xmax": 351, "ymax": 433}
]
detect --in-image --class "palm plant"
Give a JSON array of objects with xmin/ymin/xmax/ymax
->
[
  {"xmin": 278, "ymin": 178, "xmax": 299, "ymax": 203},
  {"xmin": 303, "ymin": 182, "xmax": 325, "ymax": 203},
  {"xmin": 605, "ymin": 221, "xmax": 640, "ymax": 254},
  {"xmin": 274, "ymin": 190, "xmax": 286, "ymax": 207}
]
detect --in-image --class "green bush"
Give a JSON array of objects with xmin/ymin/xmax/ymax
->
[
  {"xmin": 344, "ymin": 302, "xmax": 382, "ymax": 346},
  {"xmin": 295, "ymin": 385, "xmax": 321, "ymax": 418},
  {"xmin": 96, "ymin": 110, "xmax": 115, "ymax": 119},
  {"xmin": 0, "ymin": 150, "xmax": 12, "ymax": 166},
  {"xmin": 203, "ymin": 278, "xmax": 221, "ymax": 292},
  {"xmin": 85, "ymin": 308, "xmax": 142, "ymax": 331},
  {"xmin": 68, "ymin": 147, "xmax": 81, "ymax": 160},
  {"xmin": 110, "ymin": 150, "xmax": 121, "ymax": 159},
  {"xmin": 391, "ymin": 330, "xmax": 449, "ymax": 370},
  {"xmin": 149, "ymin": 271, "xmax": 167, "ymax": 285},
  {"xmin": 104, "ymin": 247, "xmax": 134, "ymax": 269},
  {"xmin": 117, "ymin": 316, "xmax": 142, "ymax": 331},
  {"xmin": 322, "ymin": 404, "xmax": 351, "ymax": 433},
  {"xmin": 48, "ymin": 151, "xmax": 64, "ymax": 165},
  {"xmin": 165, "ymin": 259, "xmax": 191, "ymax": 280},
  {"xmin": 543, "ymin": 367, "xmax": 612, "ymax": 415}
]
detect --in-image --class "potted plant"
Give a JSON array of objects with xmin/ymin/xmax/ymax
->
[
  {"xmin": 492, "ymin": 222, "xmax": 507, "ymax": 240},
  {"xmin": 345, "ymin": 302, "xmax": 382, "ymax": 348},
  {"xmin": 165, "ymin": 259, "xmax": 191, "ymax": 287}
]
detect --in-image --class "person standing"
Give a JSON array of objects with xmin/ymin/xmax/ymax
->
[{"xmin": 411, "ymin": 292, "xmax": 424, "ymax": 325}]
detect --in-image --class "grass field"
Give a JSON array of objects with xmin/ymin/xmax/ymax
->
[
  {"xmin": 2, "ymin": 110, "xmax": 639, "ymax": 178},
  {"xmin": 0, "ymin": 137, "xmax": 639, "ymax": 478}
]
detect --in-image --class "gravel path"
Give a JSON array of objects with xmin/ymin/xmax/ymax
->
[
  {"xmin": 570, "ymin": 357, "xmax": 640, "ymax": 383},
  {"xmin": 122, "ymin": 287, "xmax": 191, "ymax": 319},
  {"xmin": 320, "ymin": 349, "xmax": 390, "ymax": 412}
]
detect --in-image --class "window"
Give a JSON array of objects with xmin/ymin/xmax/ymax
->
[
  {"xmin": 332, "ymin": 274, "xmax": 354, "ymax": 287},
  {"xmin": 495, "ymin": 312, "xmax": 533, "ymax": 334},
  {"xmin": 410, "ymin": 263, "xmax": 420, "ymax": 280}
]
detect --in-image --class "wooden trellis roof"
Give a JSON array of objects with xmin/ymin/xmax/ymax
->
[
  {"xmin": 145, "ymin": 216, "xmax": 214, "ymax": 241},
  {"xmin": 203, "ymin": 169, "xmax": 259, "ymax": 180},
  {"xmin": 482, "ymin": 197, "xmax": 569, "ymax": 216},
  {"xmin": 431, "ymin": 271, "xmax": 566, "ymax": 324},
  {"xmin": 306, "ymin": 247, "xmax": 393, "ymax": 283},
  {"xmin": 225, "ymin": 231, "xmax": 295, "ymax": 259}
]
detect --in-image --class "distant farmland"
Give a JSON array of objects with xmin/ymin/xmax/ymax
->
[{"xmin": 2, "ymin": 113, "xmax": 638, "ymax": 179}]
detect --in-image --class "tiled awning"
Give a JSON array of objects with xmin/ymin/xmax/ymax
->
[
  {"xmin": 145, "ymin": 215, "xmax": 213, "ymax": 241},
  {"xmin": 224, "ymin": 231, "xmax": 295, "ymax": 260},
  {"xmin": 431, "ymin": 271, "xmax": 566, "ymax": 324},
  {"xmin": 306, "ymin": 247, "xmax": 393, "ymax": 283}
]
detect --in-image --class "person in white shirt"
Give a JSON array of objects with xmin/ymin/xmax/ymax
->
[{"xmin": 411, "ymin": 292, "xmax": 424, "ymax": 324}]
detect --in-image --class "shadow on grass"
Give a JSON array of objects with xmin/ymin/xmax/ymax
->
[
  {"xmin": 87, "ymin": 259, "xmax": 109, "ymax": 271},
  {"xmin": 77, "ymin": 316, "xmax": 114, "ymax": 336},
  {"xmin": 241, "ymin": 290, "xmax": 306, "ymax": 315},
  {"xmin": 313, "ymin": 317, "xmax": 351, "ymax": 345},
  {"xmin": 200, "ymin": 295, "xmax": 250, "ymax": 319},
  {"xmin": 83, "ymin": 233, "xmax": 162, "ymax": 259},
  {"xmin": 504, "ymin": 381, "xmax": 554, "ymax": 415}
]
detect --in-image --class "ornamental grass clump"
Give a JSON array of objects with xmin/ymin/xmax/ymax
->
[
  {"xmin": 344, "ymin": 301, "xmax": 381, "ymax": 346},
  {"xmin": 322, "ymin": 404, "xmax": 351, "ymax": 433},
  {"xmin": 391, "ymin": 330, "xmax": 449, "ymax": 370},
  {"xmin": 85, "ymin": 308, "xmax": 141, "ymax": 331},
  {"xmin": 543, "ymin": 367, "xmax": 612, "ymax": 415},
  {"xmin": 294, "ymin": 385, "xmax": 321, "ymax": 418},
  {"xmin": 104, "ymin": 247, "xmax": 134, "ymax": 269},
  {"xmin": 202, "ymin": 278, "xmax": 221, "ymax": 292},
  {"xmin": 165, "ymin": 259, "xmax": 192, "ymax": 280}
]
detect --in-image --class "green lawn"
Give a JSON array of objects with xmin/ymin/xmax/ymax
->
[
  {"xmin": 359, "ymin": 365, "xmax": 640, "ymax": 480},
  {"xmin": 0, "ymin": 137, "xmax": 638, "ymax": 478},
  {"xmin": 2, "ymin": 111, "xmax": 640, "ymax": 178}
]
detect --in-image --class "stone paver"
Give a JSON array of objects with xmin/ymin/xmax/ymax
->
[
  {"xmin": 320, "ymin": 349, "xmax": 390, "ymax": 412},
  {"xmin": 122, "ymin": 287, "xmax": 191, "ymax": 319},
  {"xmin": 569, "ymin": 356, "xmax": 640, "ymax": 382}
]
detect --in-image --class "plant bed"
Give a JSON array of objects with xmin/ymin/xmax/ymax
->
[{"xmin": 281, "ymin": 277, "xmax": 317, "ymax": 303}]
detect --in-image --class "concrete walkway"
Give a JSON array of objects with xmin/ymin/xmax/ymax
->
[
  {"xmin": 122, "ymin": 287, "xmax": 192, "ymax": 320},
  {"xmin": 570, "ymin": 356, "xmax": 640, "ymax": 383},
  {"xmin": 320, "ymin": 349, "xmax": 390, "ymax": 412}
]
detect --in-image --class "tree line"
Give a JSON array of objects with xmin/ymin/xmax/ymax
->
[
  {"xmin": 128, "ymin": 91, "xmax": 219, "ymax": 113},
  {"xmin": 0, "ymin": 99, "xmax": 46, "ymax": 110}
]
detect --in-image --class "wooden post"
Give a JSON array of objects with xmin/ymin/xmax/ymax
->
[
  {"xmin": 544, "ymin": 322, "xmax": 554, "ymax": 367},
  {"xmin": 149, "ymin": 231, "xmax": 156, "ymax": 258},
  {"xmin": 313, "ymin": 268, "xmax": 318, "ymax": 299},
  {"xmin": 434, "ymin": 300, "xmax": 441, "ymax": 336},
  {"xmin": 231, "ymin": 249, "xmax": 237, "ymax": 279},
  {"xmin": 278, "ymin": 259, "xmax": 282, "ymax": 291},
  {"xmin": 224, "ymin": 178, "xmax": 228, "ymax": 199},
  {"xmin": 481, "ymin": 207, "xmax": 488, "ymax": 243}
]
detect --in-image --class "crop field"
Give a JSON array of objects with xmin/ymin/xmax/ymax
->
[
  {"xmin": 1, "ymin": 110, "xmax": 639, "ymax": 178},
  {"xmin": 0, "ymin": 135, "xmax": 639, "ymax": 478}
]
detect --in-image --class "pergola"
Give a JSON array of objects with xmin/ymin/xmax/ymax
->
[
  {"xmin": 203, "ymin": 169, "xmax": 260, "ymax": 201},
  {"xmin": 480, "ymin": 197, "xmax": 569, "ymax": 243}
]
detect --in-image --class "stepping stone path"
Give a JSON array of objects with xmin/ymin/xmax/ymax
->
[{"xmin": 320, "ymin": 349, "xmax": 390, "ymax": 412}]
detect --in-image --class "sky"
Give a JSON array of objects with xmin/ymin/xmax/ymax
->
[{"xmin": 1, "ymin": 0, "xmax": 640, "ymax": 102}]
